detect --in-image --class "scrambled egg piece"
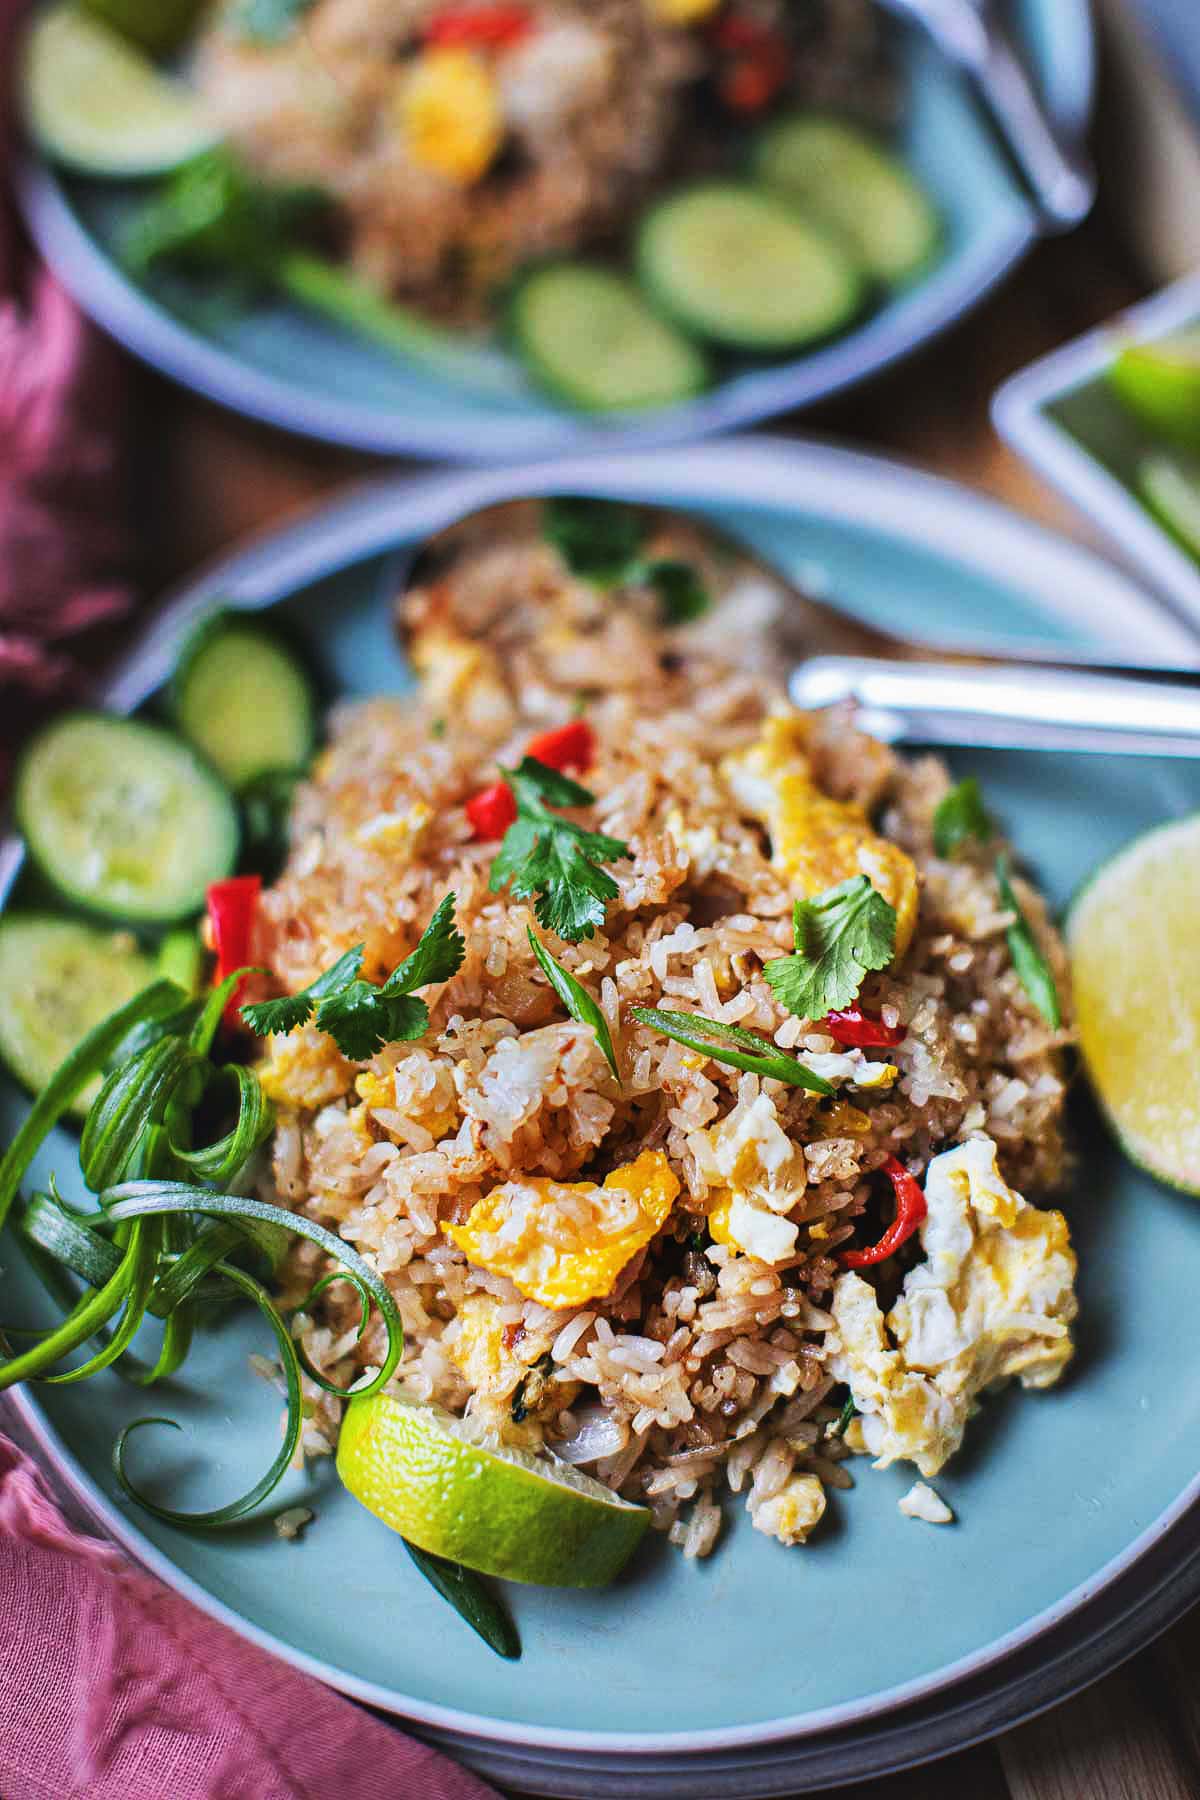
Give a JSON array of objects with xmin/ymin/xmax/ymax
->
[
  {"xmin": 445, "ymin": 1151, "xmax": 679, "ymax": 1308},
  {"xmin": 722, "ymin": 716, "xmax": 919, "ymax": 957},
  {"xmin": 827, "ymin": 1137, "xmax": 1077, "ymax": 1478},
  {"xmin": 750, "ymin": 1472, "xmax": 827, "ymax": 1546},
  {"xmin": 694, "ymin": 1091, "xmax": 807, "ymax": 1266},
  {"xmin": 353, "ymin": 800, "xmax": 432, "ymax": 856},
  {"xmin": 447, "ymin": 1294, "xmax": 580, "ymax": 1448},
  {"xmin": 898, "ymin": 1481, "xmax": 954, "ymax": 1524},
  {"xmin": 257, "ymin": 1026, "xmax": 354, "ymax": 1109},
  {"xmin": 647, "ymin": 0, "xmax": 723, "ymax": 22},
  {"xmin": 408, "ymin": 624, "xmax": 513, "ymax": 736},
  {"xmin": 397, "ymin": 48, "xmax": 504, "ymax": 185},
  {"xmin": 805, "ymin": 1050, "xmax": 898, "ymax": 1091}
]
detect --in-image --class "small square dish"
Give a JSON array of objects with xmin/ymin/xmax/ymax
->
[{"xmin": 992, "ymin": 270, "xmax": 1200, "ymax": 632}]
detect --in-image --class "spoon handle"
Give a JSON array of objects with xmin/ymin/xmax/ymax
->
[
  {"xmin": 970, "ymin": 9, "xmax": 1096, "ymax": 231},
  {"xmin": 791, "ymin": 657, "xmax": 1200, "ymax": 758}
]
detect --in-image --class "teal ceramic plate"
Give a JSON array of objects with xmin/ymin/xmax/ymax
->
[
  {"xmin": 4, "ymin": 442, "xmax": 1199, "ymax": 1788},
  {"xmin": 16, "ymin": 2, "xmax": 1092, "ymax": 460},
  {"xmin": 993, "ymin": 270, "xmax": 1200, "ymax": 631}
]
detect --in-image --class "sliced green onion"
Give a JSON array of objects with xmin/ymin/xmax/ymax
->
[
  {"xmin": 0, "ymin": 1223, "xmax": 150, "ymax": 1390},
  {"xmin": 80, "ymin": 1037, "xmax": 198, "ymax": 1195},
  {"xmin": 293, "ymin": 1268, "xmax": 375, "ymax": 1397},
  {"xmin": 404, "ymin": 1541, "xmax": 520, "ymax": 1660},
  {"xmin": 630, "ymin": 1007, "xmax": 834, "ymax": 1094},
  {"xmin": 169, "ymin": 1063, "xmax": 274, "ymax": 1184},
  {"xmin": 0, "ymin": 978, "xmax": 184, "ymax": 1237},
  {"xmin": 16, "ymin": 1191, "xmax": 122, "ymax": 1290},
  {"xmin": 996, "ymin": 856, "xmax": 1061, "ymax": 1029},
  {"xmin": 189, "ymin": 966, "xmax": 262, "ymax": 1060},
  {"xmin": 44, "ymin": 1218, "xmax": 162, "ymax": 1386},
  {"xmin": 527, "ymin": 928, "xmax": 620, "ymax": 1082},
  {"xmin": 113, "ymin": 1259, "xmax": 304, "ymax": 1527},
  {"xmin": 102, "ymin": 1181, "xmax": 403, "ymax": 1397}
]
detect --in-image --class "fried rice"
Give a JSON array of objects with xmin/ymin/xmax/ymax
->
[{"xmin": 251, "ymin": 501, "xmax": 1077, "ymax": 1558}]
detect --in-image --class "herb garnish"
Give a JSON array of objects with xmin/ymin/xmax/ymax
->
[
  {"xmin": 123, "ymin": 149, "xmax": 327, "ymax": 288},
  {"xmin": 543, "ymin": 498, "xmax": 710, "ymax": 626},
  {"xmin": 933, "ymin": 777, "xmax": 991, "ymax": 858},
  {"xmin": 995, "ymin": 856, "xmax": 1061, "ymax": 1028},
  {"xmin": 527, "ymin": 930, "xmax": 621, "ymax": 1082},
  {"xmin": 830, "ymin": 1394, "xmax": 858, "ymax": 1438},
  {"xmin": 404, "ymin": 1542, "xmax": 519, "ymax": 1659},
  {"xmin": 489, "ymin": 759, "xmax": 629, "ymax": 944},
  {"xmin": 630, "ymin": 1008, "xmax": 834, "ymax": 1095},
  {"xmin": 764, "ymin": 877, "xmax": 898, "ymax": 1021},
  {"xmin": 242, "ymin": 893, "xmax": 466, "ymax": 1058}
]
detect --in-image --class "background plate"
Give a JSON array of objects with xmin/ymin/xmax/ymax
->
[
  {"xmin": 4, "ymin": 441, "xmax": 1198, "ymax": 1786},
  {"xmin": 17, "ymin": 0, "xmax": 1092, "ymax": 459}
]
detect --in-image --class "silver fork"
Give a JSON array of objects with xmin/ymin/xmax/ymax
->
[{"xmin": 876, "ymin": 0, "xmax": 1095, "ymax": 231}]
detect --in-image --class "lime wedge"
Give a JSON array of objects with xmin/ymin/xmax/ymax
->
[
  {"xmin": 1067, "ymin": 814, "xmax": 1200, "ymax": 1192},
  {"xmin": 80, "ymin": 0, "xmax": 203, "ymax": 55},
  {"xmin": 1109, "ymin": 334, "xmax": 1200, "ymax": 452},
  {"xmin": 337, "ymin": 1392, "xmax": 649, "ymax": 1587},
  {"xmin": 1138, "ymin": 453, "xmax": 1200, "ymax": 563},
  {"xmin": 23, "ymin": 3, "xmax": 218, "ymax": 177}
]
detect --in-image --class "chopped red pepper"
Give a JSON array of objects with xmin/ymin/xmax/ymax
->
[
  {"xmin": 823, "ymin": 1007, "xmax": 905, "ymax": 1049},
  {"xmin": 425, "ymin": 4, "xmax": 533, "ymax": 47},
  {"xmin": 466, "ymin": 719, "xmax": 595, "ymax": 840},
  {"xmin": 206, "ymin": 875, "xmax": 261, "ymax": 1026},
  {"xmin": 710, "ymin": 12, "xmax": 791, "ymax": 113},
  {"xmin": 840, "ymin": 1156, "xmax": 927, "ymax": 1270},
  {"xmin": 466, "ymin": 781, "xmax": 517, "ymax": 840}
]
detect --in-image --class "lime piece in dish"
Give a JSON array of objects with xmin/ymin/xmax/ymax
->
[
  {"xmin": 337, "ymin": 1392, "xmax": 650, "ymax": 1587},
  {"xmin": 1108, "ymin": 333, "xmax": 1200, "ymax": 453},
  {"xmin": 1067, "ymin": 813, "xmax": 1200, "ymax": 1193},
  {"xmin": 80, "ymin": 0, "xmax": 204, "ymax": 55},
  {"xmin": 0, "ymin": 916, "xmax": 155, "ymax": 1116},
  {"xmin": 15, "ymin": 714, "xmax": 239, "ymax": 926},
  {"xmin": 1138, "ymin": 452, "xmax": 1200, "ymax": 562},
  {"xmin": 22, "ymin": 3, "xmax": 219, "ymax": 177},
  {"xmin": 753, "ymin": 113, "xmax": 940, "ymax": 286}
]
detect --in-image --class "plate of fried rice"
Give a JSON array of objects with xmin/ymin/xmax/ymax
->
[
  {"xmin": 5, "ymin": 440, "xmax": 1200, "ymax": 1795},
  {"xmin": 17, "ymin": 0, "xmax": 1092, "ymax": 456}
]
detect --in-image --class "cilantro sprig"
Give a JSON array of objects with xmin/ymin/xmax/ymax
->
[
  {"xmin": 764, "ymin": 877, "xmax": 898, "ymax": 1021},
  {"xmin": 489, "ymin": 758, "xmax": 629, "ymax": 944},
  {"xmin": 996, "ymin": 857, "xmax": 1061, "ymax": 1028},
  {"xmin": 933, "ymin": 777, "xmax": 992, "ymax": 858},
  {"xmin": 242, "ymin": 893, "xmax": 466, "ymax": 1059},
  {"xmin": 543, "ymin": 498, "xmax": 710, "ymax": 626}
]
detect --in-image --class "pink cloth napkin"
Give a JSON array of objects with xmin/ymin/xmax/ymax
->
[{"xmin": 0, "ymin": 1432, "xmax": 501, "ymax": 1800}]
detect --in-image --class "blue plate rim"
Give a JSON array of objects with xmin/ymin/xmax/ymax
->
[
  {"xmin": 7, "ymin": 435, "xmax": 1196, "ymax": 1761},
  {"xmin": 14, "ymin": 0, "xmax": 1095, "ymax": 459}
]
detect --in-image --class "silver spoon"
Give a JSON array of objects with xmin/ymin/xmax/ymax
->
[{"xmin": 875, "ymin": 0, "xmax": 1095, "ymax": 231}]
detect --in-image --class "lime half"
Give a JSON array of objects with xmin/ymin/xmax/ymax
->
[
  {"xmin": 1067, "ymin": 814, "xmax": 1200, "ymax": 1193},
  {"xmin": 1109, "ymin": 334, "xmax": 1200, "ymax": 453},
  {"xmin": 23, "ymin": 3, "xmax": 218, "ymax": 176},
  {"xmin": 337, "ymin": 1392, "xmax": 650, "ymax": 1587},
  {"xmin": 1139, "ymin": 453, "xmax": 1200, "ymax": 563}
]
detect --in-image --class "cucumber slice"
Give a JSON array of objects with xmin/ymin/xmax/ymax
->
[
  {"xmin": 636, "ymin": 184, "xmax": 863, "ymax": 353},
  {"xmin": 173, "ymin": 617, "xmax": 315, "ymax": 789},
  {"xmin": 22, "ymin": 3, "xmax": 219, "ymax": 177},
  {"xmin": 752, "ymin": 114, "xmax": 939, "ymax": 286},
  {"xmin": 16, "ymin": 714, "xmax": 239, "ymax": 925},
  {"xmin": 508, "ymin": 263, "xmax": 710, "ymax": 413},
  {"xmin": 1138, "ymin": 453, "xmax": 1200, "ymax": 562},
  {"xmin": 0, "ymin": 916, "xmax": 155, "ymax": 1116}
]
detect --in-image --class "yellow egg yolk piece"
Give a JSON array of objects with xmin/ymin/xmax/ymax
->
[
  {"xmin": 397, "ymin": 48, "xmax": 504, "ymax": 185},
  {"xmin": 723, "ymin": 715, "xmax": 919, "ymax": 956},
  {"xmin": 445, "ymin": 1150, "xmax": 680, "ymax": 1308}
]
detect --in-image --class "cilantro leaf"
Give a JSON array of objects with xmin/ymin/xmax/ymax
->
[
  {"xmin": 933, "ymin": 777, "xmax": 992, "ymax": 858},
  {"xmin": 543, "ymin": 498, "xmax": 644, "ymax": 584},
  {"xmin": 630, "ymin": 1007, "xmax": 833, "ymax": 1094},
  {"xmin": 241, "ymin": 946, "xmax": 365, "ymax": 1039},
  {"xmin": 527, "ymin": 930, "xmax": 620, "ymax": 1082},
  {"xmin": 123, "ymin": 148, "xmax": 326, "ymax": 285},
  {"xmin": 764, "ymin": 877, "xmax": 898, "ymax": 1020},
  {"xmin": 488, "ymin": 759, "xmax": 628, "ymax": 944},
  {"xmin": 643, "ymin": 559, "xmax": 710, "ymax": 625},
  {"xmin": 995, "ymin": 857, "xmax": 1061, "ymax": 1028},
  {"xmin": 241, "ymin": 895, "xmax": 466, "ymax": 1056}
]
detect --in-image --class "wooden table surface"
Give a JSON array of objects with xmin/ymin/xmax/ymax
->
[{"xmin": 29, "ymin": 178, "xmax": 1200, "ymax": 1800}]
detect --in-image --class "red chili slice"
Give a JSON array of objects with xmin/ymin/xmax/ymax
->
[
  {"xmin": 467, "ymin": 719, "xmax": 595, "ymax": 840},
  {"xmin": 426, "ymin": 5, "xmax": 533, "ymax": 47},
  {"xmin": 710, "ymin": 13, "xmax": 791, "ymax": 113},
  {"xmin": 823, "ymin": 1007, "xmax": 905, "ymax": 1049},
  {"xmin": 840, "ymin": 1156, "xmax": 927, "ymax": 1270},
  {"xmin": 206, "ymin": 875, "xmax": 261, "ymax": 1026}
]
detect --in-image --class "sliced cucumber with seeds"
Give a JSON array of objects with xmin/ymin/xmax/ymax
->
[
  {"xmin": 753, "ymin": 114, "xmax": 940, "ymax": 286},
  {"xmin": 509, "ymin": 263, "xmax": 710, "ymax": 413},
  {"xmin": 173, "ymin": 616, "xmax": 315, "ymax": 789},
  {"xmin": 16, "ymin": 714, "xmax": 239, "ymax": 925},
  {"xmin": 0, "ymin": 916, "xmax": 156, "ymax": 1116},
  {"xmin": 636, "ymin": 183, "xmax": 863, "ymax": 353}
]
